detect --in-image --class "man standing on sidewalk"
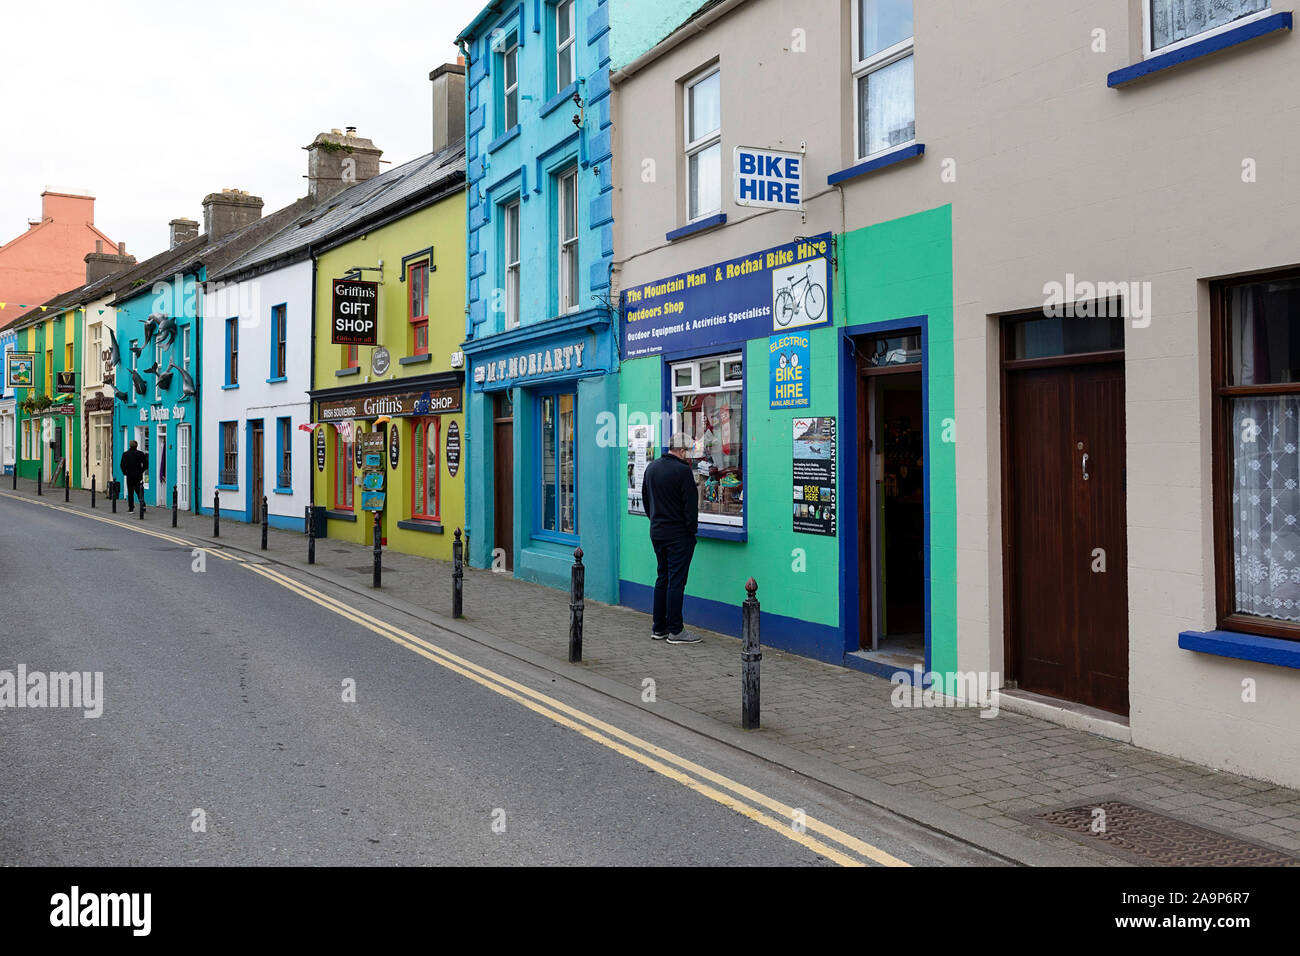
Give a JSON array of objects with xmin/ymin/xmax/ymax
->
[
  {"xmin": 642, "ymin": 433, "xmax": 701, "ymax": 644},
  {"xmin": 119, "ymin": 440, "xmax": 148, "ymax": 513}
]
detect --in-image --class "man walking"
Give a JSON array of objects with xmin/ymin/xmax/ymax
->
[
  {"xmin": 642, "ymin": 433, "xmax": 701, "ymax": 644},
  {"xmin": 119, "ymin": 440, "xmax": 148, "ymax": 513}
]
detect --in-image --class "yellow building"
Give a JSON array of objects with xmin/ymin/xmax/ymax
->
[{"xmin": 309, "ymin": 147, "xmax": 467, "ymax": 560}]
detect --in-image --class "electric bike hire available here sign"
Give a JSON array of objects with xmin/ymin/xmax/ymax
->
[{"xmin": 331, "ymin": 279, "xmax": 379, "ymax": 346}]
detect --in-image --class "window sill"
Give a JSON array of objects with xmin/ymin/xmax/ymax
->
[
  {"xmin": 266, "ymin": 375, "xmax": 287, "ymax": 384},
  {"xmin": 1108, "ymin": 12, "xmax": 1292, "ymax": 88},
  {"xmin": 666, "ymin": 214, "xmax": 726, "ymax": 243},
  {"xmin": 222, "ymin": 384, "xmax": 239, "ymax": 391},
  {"xmin": 1178, "ymin": 628, "xmax": 1300, "ymax": 670},
  {"xmin": 335, "ymin": 367, "xmax": 361, "ymax": 377},
  {"xmin": 397, "ymin": 518, "xmax": 444, "ymax": 534},
  {"xmin": 216, "ymin": 483, "xmax": 238, "ymax": 491},
  {"xmin": 697, "ymin": 523, "xmax": 746, "ymax": 542},
  {"xmin": 273, "ymin": 487, "xmax": 293, "ymax": 495},
  {"xmin": 488, "ymin": 125, "xmax": 521, "ymax": 153},
  {"xmin": 399, "ymin": 353, "xmax": 432, "ymax": 366},
  {"xmin": 325, "ymin": 509, "xmax": 356, "ymax": 522},
  {"xmin": 531, "ymin": 529, "xmax": 580, "ymax": 547},
  {"xmin": 828, "ymin": 143, "xmax": 925, "ymax": 186},
  {"xmin": 540, "ymin": 82, "xmax": 580, "ymax": 118}
]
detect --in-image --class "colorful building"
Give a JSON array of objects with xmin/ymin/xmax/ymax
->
[
  {"xmin": 9, "ymin": 293, "xmax": 85, "ymax": 486},
  {"xmin": 1, "ymin": 324, "xmax": 15, "ymax": 473},
  {"xmin": 458, "ymin": 0, "xmax": 620, "ymax": 602}
]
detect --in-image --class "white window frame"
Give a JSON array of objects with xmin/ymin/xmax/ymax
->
[
  {"xmin": 669, "ymin": 352, "xmax": 744, "ymax": 528},
  {"xmin": 558, "ymin": 168, "xmax": 579, "ymax": 314},
  {"xmin": 504, "ymin": 199, "xmax": 521, "ymax": 329},
  {"xmin": 556, "ymin": 0, "xmax": 576, "ymax": 91},
  {"xmin": 183, "ymin": 326, "xmax": 191, "ymax": 370},
  {"xmin": 1142, "ymin": 1, "xmax": 1272, "ymax": 58},
  {"xmin": 88, "ymin": 323, "xmax": 102, "ymax": 387},
  {"xmin": 683, "ymin": 66, "xmax": 722, "ymax": 223},
  {"xmin": 501, "ymin": 36, "xmax": 519, "ymax": 131},
  {"xmin": 850, "ymin": 0, "xmax": 916, "ymax": 162}
]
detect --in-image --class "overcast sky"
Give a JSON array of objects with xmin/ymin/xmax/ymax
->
[{"xmin": 2, "ymin": 0, "xmax": 485, "ymax": 260}]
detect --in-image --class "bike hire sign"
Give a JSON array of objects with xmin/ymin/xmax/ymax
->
[
  {"xmin": 331, "ymin": 279, "xmax": 379, "ymax": 346},
  {"xmin": 734, "ymin": 145, "xmax": 803, "ymax": 211},
  {"xmin": 621, "ymin": 233, "xmax": 832, "ymax": 359}
]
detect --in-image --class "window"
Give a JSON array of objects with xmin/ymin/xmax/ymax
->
[
  {"xmin": 670, "ymin": 353, "xmax": 744, "ymax": 527},
  {"xmin": 88, "ymin": 324, "xmax": 102, "ymax": 385},
  {"xmin": 1148, "ymin": 0, "xmax": 1269, "ymax": 54},
  {"xmin": 334, "ymin": 426, "xmax": 354, "ymax": 510},
  {"xmin": 182, "ymin": 327, "xmax": 191, "ymax": 370},
  {"xmin": 345, "ymin": 343, "xmax": 359, "ymax": 369},
  {"xmin": 558, "ymin": 168, "xmax": 579, "ymax": 314},
  {"xmin": 684, "ymin": 68, "xmax": 721, "ymax": 221},
  {"xmin": 501, "ymin": 35, "xmax": 519, "ymax": 132},
  {"xmin": 408, "ymin": 261, "xmax": 430, "ymax": 355},
  {"xmin": 220, "ymin": 421, "xmax": 238, "ymax": 487},
  {"xmin": 852, "ymin": 0, "xmax": 915, "ymax": 160},
  {"xmin": 271, "ymin": 305, "xmax": 287, "ymax": 378},
  {"xmin": 1213, "ymin": 272, "xmax": 1300, "ymax": 640},
  {"xmin": 274, "ymin": 417, "xmax": 292, "ymax": 491},
  {"xmin": 45, "ymin": 348, "xmax": 53, "ymax": 396},
  {"xmin": 412, "ymin": 418, "xmax": 440, "ymax": 520},
  {"xmin": 504, "ymin": 200, "xmax": 521, "ymax": 329},
  {"xmin": 65, "ymin": 342, "xmax": 73, "ymax": 377},
  {"xmin": 540, "ymin": 392, "xmax": 576, "ymax": 535},
  {"xmin": 556, "ymin": 0, "xmax": 576, "ymax": 90},
  {"xmin": 226, "ymin": 318, "xmax": 238, "ymax": 385}
]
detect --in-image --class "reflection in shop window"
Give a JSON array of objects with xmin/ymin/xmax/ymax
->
[
  {"xmin": 670, "ymin": 353, "xmax": 743, "ymax": 527},
  {"xmin": 541, "ymin": 392, "xmax": 576, "ymax": 535}
]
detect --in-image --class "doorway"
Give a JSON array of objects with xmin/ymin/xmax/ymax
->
[
  {"xmin": 157, "ymin": 424, "xmax": 167, "ymax": 506},
  {"xmin": 493, "ymin": 391, "xmax": 514, "ymax": 571},
  {"xmin": 52, "ymin": 421, "xmax": 65, "ymax": 483},
  {"xmin": 177, "ymin": 424, "xmax": 191, "ymax": 511},
  {"xmin": 1002, "ymin": 310, "xmax": 1129, "ymax": 716},
  {"xmin": 250, "ymin": 421, "xmax": 264, "ymax": 522},
  {"xmin": 855, "ymin": 330, "xmax": 925, "ymax": 667}
]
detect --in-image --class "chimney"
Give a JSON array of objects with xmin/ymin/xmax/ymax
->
[
  {"xmin": 201, "ymin": 189, "xmax": 263, "ymax": 241},
  {"xmin": 169, "ymin": 217, "xmax": 199, "ymax": 248},
  {"xmin": 305, "ymin": 129, "xmax": 382, "ymax": 202},
  {"xmin": 429, "ymin": 63, "xmax": 466, "ymax": 154},
  {"xmin": 85, "ymin": 246, "xmax": 138, "ymax": 284}
]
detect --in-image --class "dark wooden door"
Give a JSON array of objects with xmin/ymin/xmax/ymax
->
[
  {"xmin": 1006, "ymin": 362, "xmax": 1128, "ymax": 715},
  {"xmin": 251, "ymin": 425, "xmax": 264, "ymax": 522},
  {"xmin": 493, "ymin": 407, "xmax": 514, "ymax": 571}
]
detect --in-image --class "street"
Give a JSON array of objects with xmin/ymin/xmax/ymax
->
[{"xmin": 0, "ymin": 493, "xmax": 1000, "ymax": 866}]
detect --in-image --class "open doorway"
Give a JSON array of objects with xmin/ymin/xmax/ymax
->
[{"xmin": 855, "ymin": 330, "xmax": 925, "ymax": 671}]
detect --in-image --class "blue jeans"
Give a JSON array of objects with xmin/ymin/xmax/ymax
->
[{"xmin": 652, "ymin": 536, "xmax": 696, "ymax": 635}]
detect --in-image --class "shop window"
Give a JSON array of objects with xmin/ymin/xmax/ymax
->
[
  {"xmin": 499, "ymin": 33, "xmax": 519, "ymax": 133},
  {"xmin": 558, "ymin": 168, "xmax": 579, "ymax": 314},
  {"xmin": 1148, "ymin": 0, "xmax": 1269, "ymax": 55},
  {"xmin": 271, "ymin": 304, "xmax": 287, "ymax": 378},
  {"xmin": 219, "ymin": 421, "xmax": 238, "ymax": 487},
  {"xmin": 683, "ymin": 66, "xmax": 721, "ymax": 222},
  {"xmin": 852, "ymin": 0, "xmax": 915, "ymax": 160},
  {"xmin": 1213, "ymin": 271, "xmax": 1300, "ymax": 640},
  {"xmin": 276, "ymin": 417, "xmax": 292, "ymax": 491},
  {"xmin": 412, "ymin": 417, "xmax": 440, "ymax": 521},
  {"xmin": 334, "ymin": 426, "xmax": 354, "ymax": 510},
  {"xmin": 408, "ymin": 261, "xmax": 430, "ymax": 355},
  {"xmin": 670, "ymin": 353, "xmax": 744, "ymax": 526},
  {"xmin": 503, "ymin": 199, "xmax": 521, "ymax": 329},
  {"xmin": 540, "ymin": 391, "xmax": 576, "ymax": 535},
  {"xmin": 555, "ymin": 0, "xmax": 576, "ymax": 91}
]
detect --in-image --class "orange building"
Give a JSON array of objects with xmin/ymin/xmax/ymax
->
[{"xmin": 0, "ymin": 190, "xmax": 122, "ymax": 328}]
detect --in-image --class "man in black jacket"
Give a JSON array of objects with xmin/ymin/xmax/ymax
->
[
  {"xmin": 641, "ymin": 434, "xmax": 702, "ymax": 644},
  {"xmin": 119, "ymin": 441, "xmax": 148, "ymax": 513}
]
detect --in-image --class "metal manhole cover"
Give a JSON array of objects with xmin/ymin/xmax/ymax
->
[{"xmin": 1032, "ymin": 801, "xmax": 1300, "ymax": 866}]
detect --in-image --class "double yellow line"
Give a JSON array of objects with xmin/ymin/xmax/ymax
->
[{"xmin": 3, "ymin": 490, "xmax": 909, "ymax": 867}]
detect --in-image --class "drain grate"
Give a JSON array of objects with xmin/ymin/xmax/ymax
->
[{"xmin": 1033, "ymin": 801, "xmax": 1300, "ymax": 866}]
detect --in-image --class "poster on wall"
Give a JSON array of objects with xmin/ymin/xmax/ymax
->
[
  {"xmin": 446, "ymin": 421, "xmax": 461, "ymax": 477},
  {"xmin": 627, "ymin": 423, "xmax": 653, "ymax": 515},
  {"xmin": 360, "ymin": 432, "xmax": 385, "ymax": 511},
  {"xmin": 793, "ymin": 417, "xmax": 836, "ymax": 536},
  {"xmin": 5, "ymin": 352, "xmax": 35, "ymax": 389},
  {"xmin": 770, "ymin": 332, "xmax": 811, "ymax": 409},
  {"xmin": 315, "ymin": 429, "xmax": 326, "ymax": 473}
]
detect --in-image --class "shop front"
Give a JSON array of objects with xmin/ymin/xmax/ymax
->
[
  {"xmin": 309, "ymin": 375, "xmax": 464, "ymax": 561},
  {"xmin": 462, "ymin": 313, "xmax": 620, "ymax": 604}
]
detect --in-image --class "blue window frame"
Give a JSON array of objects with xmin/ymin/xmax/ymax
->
[
  {"xmin": 534, "ymin": 388, "xmax": 577, "ymax": 541},
  {"xmin": 275, "ymin": 416, "xmax": 292, "ymax": 492},
  {"xmin": 269, "ymin": 304, "xmax": 287, "ymax": 381},
  {"xmin": 224, "ymin": 318, "xmax": 238, "ymax": 388}
]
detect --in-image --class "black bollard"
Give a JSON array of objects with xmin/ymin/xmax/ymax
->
[
  {"xmin": 10, "ymin": 465, "xmax": 15, "ymax": 490},
  {"xmin": 110, "ymin": 480, "xmax": 117, "ymax": 513},
  {"xmin": 742, "ymin": 578, "xmax": 761, "ymax": 730},
  {"xmin": 213, "ymin": 490, "xmax": 220, "ymax": 537},
  {"xmin": 452, "ymin": 528, "xmax": 464, "ymax": 618},
  {"xmin": 172, "ymin": 486, "xmax": 178, "ymax": 528},
  {"xmin": 304, "ymin": 505, "xmax": 309, "ymax": 536},
  {"xmin": 65, "ymin": 467, "xmax": 70, "ymax": 502},
  {"xmin": 307, "ymin": 506, "xmax": 316, "ymax": 564},
  {"xmin": 139, "ymin": 489, "xmax": 145, "ymax": 519},
  {"xmin": 261, "ymin": 495, "xmax": 268, "ymax": 550},
  {"xmin": 91, "ymin": 474, "xmax": 96, "ymax": 509},
  {"xmin": 37, "ymin": 468, "xmax": 41, "ymax": 496},
  {"xmin": 569, "ymin": 547, "xmax": 585, "ymax": 664},
  {"xmin": 372, "ymin": 512, "xmax": 382, "ymax": 588}
]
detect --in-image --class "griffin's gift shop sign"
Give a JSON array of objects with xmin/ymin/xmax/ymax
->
[
  {"xmin": 317, "ymin": 387, "xmax": 461, "ymax": 422},
  {"xmin": 330, "ymin": 279, "xmax": 379, "ymax": 346}
]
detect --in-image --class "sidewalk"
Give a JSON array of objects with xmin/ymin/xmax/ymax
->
[{"xmin": 10, "ymin": 476, "xmax": 1300, "ymax": 866}]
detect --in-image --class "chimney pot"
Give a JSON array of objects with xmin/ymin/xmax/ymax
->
[
  {"xmin": 305, "ymin": 129, "xmax": 383, "ymax": 202},
  {"xmin": 430, "ymin": 62, "xmax": 467, "ymax": 154},
  {"xmin": 201, "ymin": 192, "xmax": 263, "ymax": 241}
]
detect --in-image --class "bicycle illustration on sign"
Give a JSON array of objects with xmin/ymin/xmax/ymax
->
[{"xmin": 772, "ymin": 260, "xmax": 828, "ymax": 329}]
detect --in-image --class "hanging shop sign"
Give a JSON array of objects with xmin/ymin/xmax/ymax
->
[
  {"xmin": 317, "ymin": 386, "xmax": 461, "ymax": 422},
  {"xmin": 734, "ymin": 145, "xmax": 804, "ymax": 210},
  {"xmin": 621, "ymin": 233, "xmax": 832, "ymax": 359},
  {"xmin": 56, "ymin": 371, "xmax": 77, "ymax": 394},
  {"xmin": 472, "ymin": 341, "xmax": 588, "ymax": 388},
  {"xmin": 360, "ymin": 432, "xmax": 385, "ymax": 511},
  {"xmin": 371, "ymin": 346, "xmax": 391, "ymax": 376},
  {"xmin": 84, "ymin": 393, "xmax": 114, "ymax": 413},
  {"xmin": 445, "ymin": 420, "xmax": 461, "ymax": 477},
  {"xmin": 388, "ymin": 423, "xmax": 400, "ymax": 470},
  {"xmin": 626, "ymin": 423, "xmax": 653, "ymax": 516},
  {"xmin": 770, "ymin": 332, "xmax": 811, "ymax": 409},
  {"xmin": 330, "ymin": 279, "xmax": 379, "ymax": 346},
  {"xmin": 316, "ymin": 428, "xmax": 327, "ymax": 472},
  {"xmin": 5, "ymin": 352, "xmax": 35, "ymax": 389},
  {"xmin": 792, "ymin": 417, "xmax": 836, "ymax": 537}
]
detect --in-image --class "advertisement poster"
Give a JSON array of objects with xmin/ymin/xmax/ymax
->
[
  {"xmin": 446, "ymin": 421, "xmax": 461, "ymax": 477},
  {"xmin": 621, "ymin": 233, "xmax": 832, "ymax": 359},
  {"xmin": 5, "ymin": 352, "xmax": 35, "ymax": 389},
  {"xmin": 360, "ymin": 433, "xmax": 385, "ymax": 511},
  {"xmin": 793, "ymin": 417, "xmax": 836, "ymax": 536},
  {"xmin": 770, "ymin": 332, "xmax": 811, "ymax": 409},
  {"xmin": 627, "ymin": 423, "xmax": 653, "ymax": 515}
]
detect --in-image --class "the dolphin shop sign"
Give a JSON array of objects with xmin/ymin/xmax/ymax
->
[
  {"xmin": 473, "ymin": 342, "xmax": 588, "ymax": 388},
  {"xmin": 139, "ymin": 403, "xmax": 187, "ymax": 422},
  {"xmin": 622, "ymin": 233, "xmax": 833, "ymax": 359}
]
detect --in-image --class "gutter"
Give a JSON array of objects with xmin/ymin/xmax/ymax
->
[{"xmin": 610, "ymin": 0, "xmax": 751, "ymax": 84}]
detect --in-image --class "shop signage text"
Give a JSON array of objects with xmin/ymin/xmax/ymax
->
[
  {"xmin": 770, "ymin": 333, "xmax": 811, "ymax": 409},
  {"xmin": 315, "ymin": 429, "xmax": 326, "ymax": 472},
  {"xmin": 446, "ymin": 421, "xmax": 461, "ymax": 477},
  {"xmin": 330, "ymin": 279, "xmax": 379, "ymax": 346},
  {"xmin": 473, "ymin": 342, "xmax": 587, "ymax": 388},
  {"xmin": 138, "ymin": 404, "xmax": 187, "ymax": 423},
  {"xmin": 317, "ymin": 387, "xmax": 462, "ymax": 422},
  {"xmin": 734, "ymin": 145, "xmax": 803, "ymax": 210},
  {"xmin": 793, "ymin": 417, "xmax": 836, "ymax": 537}
]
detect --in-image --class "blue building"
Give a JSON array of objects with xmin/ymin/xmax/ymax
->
[
  {"xmin": 457, "ymin": 0, "xmax": 619, "ymax": 602},
  {"xmin": 1, "ymin": 324, "xmax": 15, "ymax": 474}
]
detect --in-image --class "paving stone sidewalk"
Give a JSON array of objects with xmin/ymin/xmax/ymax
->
[{"xmin": 14, "ymin": 478, "xmax": 1300, "ymax": 865}]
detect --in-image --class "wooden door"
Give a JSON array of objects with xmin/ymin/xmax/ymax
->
[
  {"xmin": 494, "ymin": 395, "xmax": 514, "ymax": 571},
  {"xmin": 1006, "ymin": 362, "xmax": 1129, "ymax": 715},
  {"xmin": 251, "ymin": 425, "xmax": 264, "ymax": 521}
]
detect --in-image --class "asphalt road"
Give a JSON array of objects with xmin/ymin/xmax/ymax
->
[{"xmin": 0, "ymin": 493, "xmax": 1003, "ymax": 866}]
